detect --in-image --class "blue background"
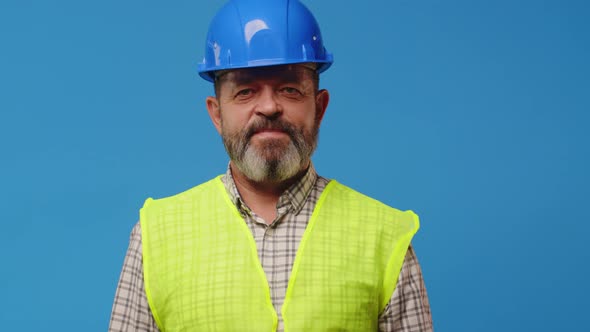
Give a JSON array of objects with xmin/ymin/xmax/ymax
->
[{"xmin": 1, "ymin": 0, "xmax": 588, "ymax": 330}]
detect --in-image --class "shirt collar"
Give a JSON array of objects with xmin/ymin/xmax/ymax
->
[{"xmin": 221, "ymin": 163, "xmax": 318, "ymax": 216}]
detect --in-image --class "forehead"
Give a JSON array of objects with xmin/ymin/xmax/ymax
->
[{"xmin": 216, "ymin": 64, "xmax": 316, "ymax": 86}]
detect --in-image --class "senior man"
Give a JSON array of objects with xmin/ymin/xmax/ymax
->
[{"xmin": 109, "ymin": 0, "xmax": 432, "ymax": 331}]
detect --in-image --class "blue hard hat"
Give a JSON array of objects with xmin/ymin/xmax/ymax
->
[{"xmin": 197, "ymin": 0, "xmax": 333, "ymax": 82}]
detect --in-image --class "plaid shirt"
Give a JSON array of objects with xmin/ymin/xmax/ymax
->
[{"xmin": 109, "ymin": 165, "xmax": 433, "ymax": 331}]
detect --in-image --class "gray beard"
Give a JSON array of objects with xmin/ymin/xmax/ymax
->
[
  {"xmin": 235, "ymin": 138, "xmax": 304, "ymax": 182},
  {"xmin": 221, "ymin": 118, "xmax": 318, "ymax": 183}
]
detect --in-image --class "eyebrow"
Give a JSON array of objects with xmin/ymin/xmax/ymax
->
[{"xmin": 223, "ymin": 67, "xmax": 314, "ymax": 87}]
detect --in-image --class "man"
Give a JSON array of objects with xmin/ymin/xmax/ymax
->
[{"xmin": 109, "ymin": 0, "xmax": 432, "ymax": 331}]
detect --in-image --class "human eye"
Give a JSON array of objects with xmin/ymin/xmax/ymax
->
[
  {"xmin": 234, "ymin": 88, "xmax": 255, "ymax": 100},
  {"xmin": 278, "ymin": 86, "xmax": 303, "ymax": 98}
]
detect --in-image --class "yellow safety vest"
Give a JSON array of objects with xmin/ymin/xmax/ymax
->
[{"xmin": 141, "ymin": 176, "xmax": 419, "ymax": 331}]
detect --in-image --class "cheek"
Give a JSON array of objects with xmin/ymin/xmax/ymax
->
[
  {"xmin": 299, "ymin": 105, "xmax": 321, "ymax": 129},
  {"xmin": 220, "ymin": 110, "xmax": 250, "ymax": 135}
]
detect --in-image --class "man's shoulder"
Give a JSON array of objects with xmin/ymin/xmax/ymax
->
[
  {"xmin": 325, "ymin": 179, "xmax": 419, "ymax": 224},
  {"xmin": 141, "ymin": 176, "xmax": 224, "ymax": 210},
  {"xmin": 326, "ymin": 180, "xmax": 402, "ymax": 211}
]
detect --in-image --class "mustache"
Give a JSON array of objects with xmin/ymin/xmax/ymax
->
[{"xmin": 245, "ymin": 119, "xmax": 298, "ymax": 141}]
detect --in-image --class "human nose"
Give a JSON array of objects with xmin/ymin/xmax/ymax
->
[{"xmin": 254, "ymin": 86, "xmax": 282, "ymax": 118}]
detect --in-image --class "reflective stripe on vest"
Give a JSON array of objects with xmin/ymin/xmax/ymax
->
[{"xmin": 141, "ymin": 176, "xmax": 419, "ymax": 331}]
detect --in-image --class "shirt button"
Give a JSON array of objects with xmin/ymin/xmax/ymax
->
[{"xmin": 265, "ymin": 228, "xmax": 274, "ymax": 237}]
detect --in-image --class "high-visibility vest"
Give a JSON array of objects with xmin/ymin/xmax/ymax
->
[{"xmin": 141, "ymin": 176, "xmax": 419, "ymax": 331}]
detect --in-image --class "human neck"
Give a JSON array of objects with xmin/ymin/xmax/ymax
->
[{"xmin": 230, "ymin": 163, "xmax": 308, "ymax": 224}]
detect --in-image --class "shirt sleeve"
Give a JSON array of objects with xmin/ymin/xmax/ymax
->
[
  {"xmin": 108, "ymin": 222, "xmax": 159, "ymax": 332},
  {"xmin": 378, "ymin": 245, "xmax": 434, "ymax": 332}
]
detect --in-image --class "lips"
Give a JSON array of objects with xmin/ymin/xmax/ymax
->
[
  {"xmin": 252, "ymin": 129, "xmax": 289, "ymax": 140},
  {"xmin": 254, "ymin": 128, "xmax": 286, "ymax": 134},
  {"xmin": 247, "ymin": 121, "xmax": 293, "ymax": 140}
]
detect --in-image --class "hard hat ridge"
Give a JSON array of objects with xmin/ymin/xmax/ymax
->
[{"xmin": 198, "ymin": 0, "xmax": 333, "ymax": 82}]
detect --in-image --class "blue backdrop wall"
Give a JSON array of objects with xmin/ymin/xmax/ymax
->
[{"xmin": 1, "ymin": 0, "xmax": 588, "ymax": 330}]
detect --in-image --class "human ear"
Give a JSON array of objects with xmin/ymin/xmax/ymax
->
[
  {"xmin": 206, "ymin": 96, "xmax": 222, "ymax": 134},
  {"xmin": 315, "ymin": 89, "xmax": 330, "ymax": 123}
]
